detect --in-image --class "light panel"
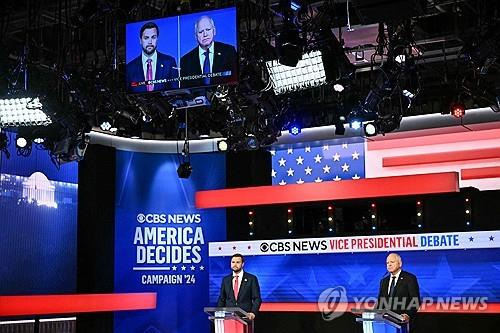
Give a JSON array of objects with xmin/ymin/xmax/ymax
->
[{"xmin": 0, "ymin": 97, "xmax": 51, "ymax": 127}]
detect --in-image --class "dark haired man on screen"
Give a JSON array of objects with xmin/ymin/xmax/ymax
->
[
  {"xmin": 126, "ymin": 22, "xmax": 179, "ymax": 92},
  {"xmin": 180, "ymin": 15, "xmax": 237, "ymax": 88}
]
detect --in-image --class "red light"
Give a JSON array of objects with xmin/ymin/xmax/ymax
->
[
  {"xmin": 417, "ymin": 201, "xmax": 421, "ymax": 205},
  {"xmin": 450, "ymin": 102, "xmax": 465, "ymax": 118},
  {"xmin": 248, "ymin": 211, "xmax": 253, "ymax": 215},
  {"xmin": 371, "ymin": 203, "xmax": 376, "ymax": 208}
]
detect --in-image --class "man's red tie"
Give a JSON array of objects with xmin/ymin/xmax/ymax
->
[
  {"xmin": 146, "ymin": 59, "xmax": 153, "ymax": 91},
  {"xmin": 233, "ymin": 275, "xmax": 239, "ymax": 300}
]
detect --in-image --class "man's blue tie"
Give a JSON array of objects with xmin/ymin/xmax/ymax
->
[
  {"xmin": 203, "ymin": 50, "xmax": 210, "ymax": 85},
  {"xmin": 389, "ymin": 276, "xmax": 397, "ymax": 296}
]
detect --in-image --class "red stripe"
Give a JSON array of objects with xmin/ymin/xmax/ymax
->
[
  {"xmin": 0, "ymin": 293, "xmax": 157, "ymax": 316},
  {"xmin": 368, "ymin": 126, "xmax": 500, "ymax": 151},
  {"xmin": 260, "ymin": 302, "xmax": 500, "ymax": 314},
  {"xmin": 382, "ymin": 148, "xmax": 500, "ymax": 167},
  {"xmin": 461, "ymin": 166, "xmax": 500, "ymax": 180},
  {"xmin": 195, "ymin": 173, "xmax": 458, "ymax": 208}
]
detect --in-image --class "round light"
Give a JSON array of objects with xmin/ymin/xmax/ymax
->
[
  {"xmin": 16, "ymin": 137, "xmax": 27, "ymax": 148},
  {"xmin": 364, "ymin": 122, "xmax": 377, "ymax": 136},
  {"xmin": 217, "ymin": 140, "xmax": 228, "ymax": 152},
  {"xmin": 350, "ymin": 121, "xmax": 361, "ymax": 130},
  {"xmin": 333, "ymin": 84, "xmax": 345, "ymax": 92},
  {"xmin": 465, "ymin": 209, "xmax": 470, "ymax": 214}
]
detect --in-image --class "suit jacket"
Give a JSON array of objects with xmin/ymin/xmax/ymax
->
[
  {"xmin": 126, "ymin": 51, "xmax": 179, "ymax": 92},
  {"xmin": 377, "ymin": 270, "xmax": 421, "ymax": 320},
  {"xmin": 217, "ymin": 271, "xmax": 262, "ymax": 315},
  {"xmin": 180, "ymin": 41, "xmax": 237, "ymax": 88}
]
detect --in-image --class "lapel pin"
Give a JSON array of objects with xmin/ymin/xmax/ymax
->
[{"xmin": 244, "ymin": 278, "xmax": 247, "ymax": 282}]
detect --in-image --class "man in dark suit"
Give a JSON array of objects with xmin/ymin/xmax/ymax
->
[
  {"xmin": 217, "ymin": 253, "xmax": 262, "ymax": 321},
  {"xmin": 126, "ymin": 22, "xmax": 178, "ymax": 93},
  {"xmin": 180, "ymin": 15, "xmax": 237, "ymax": 88},
  {"xmin": 377, "ymin": 253, "xmax": 421, "ymax": 331}
]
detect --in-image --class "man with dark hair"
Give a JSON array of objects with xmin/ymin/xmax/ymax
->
[
  {"xmin": 180, "ymin": 15, "xmax": 237, "ymax": 88},
  {"xmin": 126, "ymin": 21, "xmax": 178, "ymax": 92},
  {"xmin": 377, "ymin": 253, "xmax": 421, "ymax": 332},
  {"xmin": 217, "ymin": 253, "xmax": 262, "ymax": 321}
]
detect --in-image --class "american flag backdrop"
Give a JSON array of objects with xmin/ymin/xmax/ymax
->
[{"xmin": 271, "ymin": 124, "xmax": 500, "ymax": 191}]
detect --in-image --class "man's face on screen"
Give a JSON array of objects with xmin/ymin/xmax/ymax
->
[
  {"xmin": 141, "ymin": 28, "xmax": 158, "ymax": 55},
  {"xmin": 196, "ymin": 18, "xmax": 215, "ymax": 49},
  {"xmin": 386, "ymin": 254, "xmax": 401, "ymax": 274},
  {"xmin": 231, "ymin": 257, "xmax": 244, "ymax": 273}
]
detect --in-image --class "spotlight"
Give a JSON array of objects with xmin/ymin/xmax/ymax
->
[
  {"xmin": 33, "ymin": 137, "xmax": 44, "ymax": 144},
  {"xmin": 450, "ymin": 102, "xmax": 465, "ymax": 118},
  {"xmin": 16, "ymin": 136, "xmax": 28, "ymax": 148},
  {"xmin": 350, "ymin": 120, "xmax": 361, "ymax": 130},
  {"xmin": 333, "ymin": 84, "xmax": 345, "ymax": 92},
  {"xmin": 100, "ymin": 121, "xmax": 112, "ymax": 131},
  {"xmin": 363, "ymin": 122, "xmax": 378, "ymax": 136},
  {"xmin": 177, "ymin": 162, "xmax": 192, "ymax": 179},
  {"xmin": 217, "ymin": 140, "xmax": 228, "ymax": 152},
  {"xmin": 288, "ymin": 124, "xmax": 301, "ymax": 136},
  {"xmin": 395, "ymin": 54, "xmax": 406, "ymax": 64},
  {"xmin": 245, "ymin": 135, "xmax": 260, "ymax": 150}
]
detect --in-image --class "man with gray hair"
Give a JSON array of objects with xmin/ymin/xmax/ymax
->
[
  {"xmin": 180, "ymin": 15, "xmax": 237, "ymax": 88},
  {"xmin": 377, "ymin": 253, "xmax": 420, "ymax": 331}
]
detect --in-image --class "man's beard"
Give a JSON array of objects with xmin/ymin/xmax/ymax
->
[
  {"xmin": 232, "ymin": 267, "xmax": 242, "ymax": 273},
  {"xmin": 143, "ymin": 45, "xmax": 156, "ymax": 55}
]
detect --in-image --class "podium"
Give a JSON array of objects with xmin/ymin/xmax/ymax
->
[
  {"xmin": 352, "ymin": 309, "xmax": 409, "ymax": 333},
  {"xmin": 204, "ymin": 307, "xmax": 253, "ymax": 333}
]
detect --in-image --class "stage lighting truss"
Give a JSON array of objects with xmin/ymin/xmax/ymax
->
[
  {"xmin": 0, "ymin": 97, "xmax": 51, "ymax": 127},
  {"xmin": 266, "ymin": 50, "xmax": 327, "ymax": 95}
]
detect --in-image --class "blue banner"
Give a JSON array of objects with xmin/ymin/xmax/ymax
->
[{"xmin": 114, "ymin": 151, "xmax": 226, "ymax": 333}]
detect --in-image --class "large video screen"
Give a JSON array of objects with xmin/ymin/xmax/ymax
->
[
  {"xmin": 125, "ymin": 7, "xmax": 238, "ymax": 93},
  {"xmin": 0, "ymin": 131, "xmax": 78, "ymax": 295}
]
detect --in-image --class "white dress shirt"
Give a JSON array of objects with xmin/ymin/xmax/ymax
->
[
  {"xmin": 142, "ymin": 51, "xmax": 157, "ymax": 81},
  {"xmin": 198, "ymin": 43, "xmax": 215, "ymax": 73},
  {"xmin": 387, "ymin": 269, "xmax": 402, "ymax": 294},
  {"xmin": 232, "ymin": 270, "xmax": 243, "ymax": 295}
]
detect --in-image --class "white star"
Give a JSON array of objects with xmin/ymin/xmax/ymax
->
[
  {"xmin": 296, "ymin": 178, "xmax": 305, "ymax": 184},
  {"xmin": 333, "ymin": 153, "xmax": 341, "ymax": 161},
  {"xmin": 314, "ymin": 154, "xmax": 323, "ymax": 163},
  {"xmin": 342, "ymin": 143, "xmax": 348, "ymax": 149},
  {"xmin": 271, "ymin": 169, "xmax": 277, "ymax": 178},
  {"xmin": 352, "ymin": 174, "xmax": 361, "ymax": 180},
  {"xmin": 323, "ymin": 165, "xmax": 331, "ymax": 173},
  {"xmin": 314, "ymin": 177, "xmax": 323, "ymax": 183},
  {"xmin": 334, "ymin": 175, "xmax": 342, "ymax": 181},
  {"xmin": 191, "ymin": 265, "xmax": 196, "ymax": 271},
  {"xmin": 287, "ymin": 168, "xmax": 295, "ymax": 176},
  {"xmin": 296, "ymin": 156, "xmax": 304, "ymax": 165},
  {"xmin": 287, "ymin": 148, "xmax": 293, "ymax": 154},
  {"xmin": 278, "ymin": 157, "xmax": 286, "ymax": 166},
  {"xmin": 304, "ymin": 166, "xmax": 313, "ymax": 175},
  {"xmin": 352, "ymin": 151, "xmax": 360, "ymax": 160},
  {"xmin": 323, "ymin": 145, "xmax": 329, "ymax": 150},
  {"xmin": 279, "ymin": 180, "xmax": 287, "ymax": 186},
  {"xmin": 200, "ymin": 266, "xmax": 205, "ymax": 270},
  {"xmin": 270, "ymin": 149, "xmax": 276, "ymax": 156},
  {"xmin": 172, "ymin": 266, "xmax": 177, "ymax": 271},
  {"xmin": 341, "ymin": 163, "xmax": 350, "ymax": 172},
  {"xmin": 181, "ymin": 266, "xmax": 186, "ymax": 271},
  {"xmin": 305, "ymin": 146, "xmax": 311, "ymax": 152}
]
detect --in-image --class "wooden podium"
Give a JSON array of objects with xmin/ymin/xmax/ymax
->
[{"xmin": 204, "ymin": 307, "xmax": 253, "ymax": 333}]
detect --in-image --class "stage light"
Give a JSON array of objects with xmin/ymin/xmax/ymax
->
[
  {"xmin": 395, "ymin": 54, "xmax": 406, "ymax": 64},
  {"xmin": 266, "ymin": 50, "xmax": 326, "ymax": 95},
  {"xmin": 289, "ymin": 124, "xmax": 301, "ymax": 136},
  {"xmin": 100, "ymin": 121, "xmax": 112, "ymax": 131},
  {"xmin": 16, "ymin": 136, "xmax": 28, "ymax": 148},
  {"xmin": 245, "ymin": 135, "xmax": 259, "ymax": 150},
  {"xmin": 217, "ymin": 140, "xmax": 228, "ymax": 152},
  {"xmin": 0, "ymin": 97, "xmax": 51, "ymax": 127},
  {"xmin": 363, "ymin": 122, "xmax": 378, "ymax": 136},
  {"xmin": 33, "ymin": 137, "xmax": 44, "ymax": 144},
  {"xmin": 402, "ymin": 89, "xmax": 415, "ymax": 99},
  {"xmin": 177, "ymin": 162, "xmax": 192, "ymax": 179},
  {"xmin": 350, "ymin": 120, "xmax": 361, "ymax": 130},
  {"xmin": 450, "ymin": 102, "xmax": 465, "ymax": 118},
  {"xmin": 333, "ymin": 84, "xmax": 345, "ymax": 92},
  {"xmin": 290, "ymin": 1, "xmax": 301, "ymax": 11}
]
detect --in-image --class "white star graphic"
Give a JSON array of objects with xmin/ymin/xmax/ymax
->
[
  {"xmin": 323, "ymin": 165, "xmax": 331, "ymax": 173},
  {"xmin": 305, "ymin": 146, "xmax": 311, "ymax": 152},
  {"xmin": 314, "ymin": 154, "xmax": 322, "ymax": 163},
  {"xmin": 287, "ymin": 168, "xmax": 295, "ymax": 176},
  {"xmin": 191, "ymin": 265, "xmax": 196, "ymax": 271},
  {"xmin": 200, "ymin": 266, "xmax": 205, "ymax": 270},
  {"xmin": 334, "ymin": 175, "xmax": 342, "ymax": 181},
  {"xmin": 296, "ymin": 156, "xmax": 304, "ymax": 165},
  {"xmin": 172, "ymin": 266, "xmax": 177, "ymax": 271},
  {"xmin": 352, "ymin": 151, "xmax": 360, "ymax": 160},
  {"xmin": 278, "ymin": 157, "xmax": 286, "ymax": 166},
  {"xmin": 271, "ymin": 169, "xmax": 277, "ymax": 178},
  {"xmin": 314, "ymin": 177, "xmax": 323, "ymax": 183},
  {"xmin": 279, "ymin": 180, "xmax": 287, "ymax": 186},
  {"xmin": 342, "ymin": 143, "xmax": 348, "ymax": 149},
  {"xmin": 341, "ymin": 163, "xmax": 350, "ymax": 172},
  {"xmin": 352, "ymin": 174, "xmax": 361, "ymax": 180},
  {"xmin": 287, "ymin": 148, "xmax": 293, "ymax": 154},
  {"xmin": 296, "ymin": 178, "xmax": 305, "ymax": 184},
  {"xmin": 181, "ymin": 266, "xmax": 187, "ymax": 271},
  {"xmin": 304, "ymin": 166, "xmax": 313, "ymax": 175},
  {"xmin": 270, "ymin": 149, "xmax": 276, "ymax": 156},
  {"xmin": 333, "ymin": 153, "xmax": 341, "ymax": 161},
  {"xmin": 323, "ymin": 145, "xmax": 329, "ymax": 150}
]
